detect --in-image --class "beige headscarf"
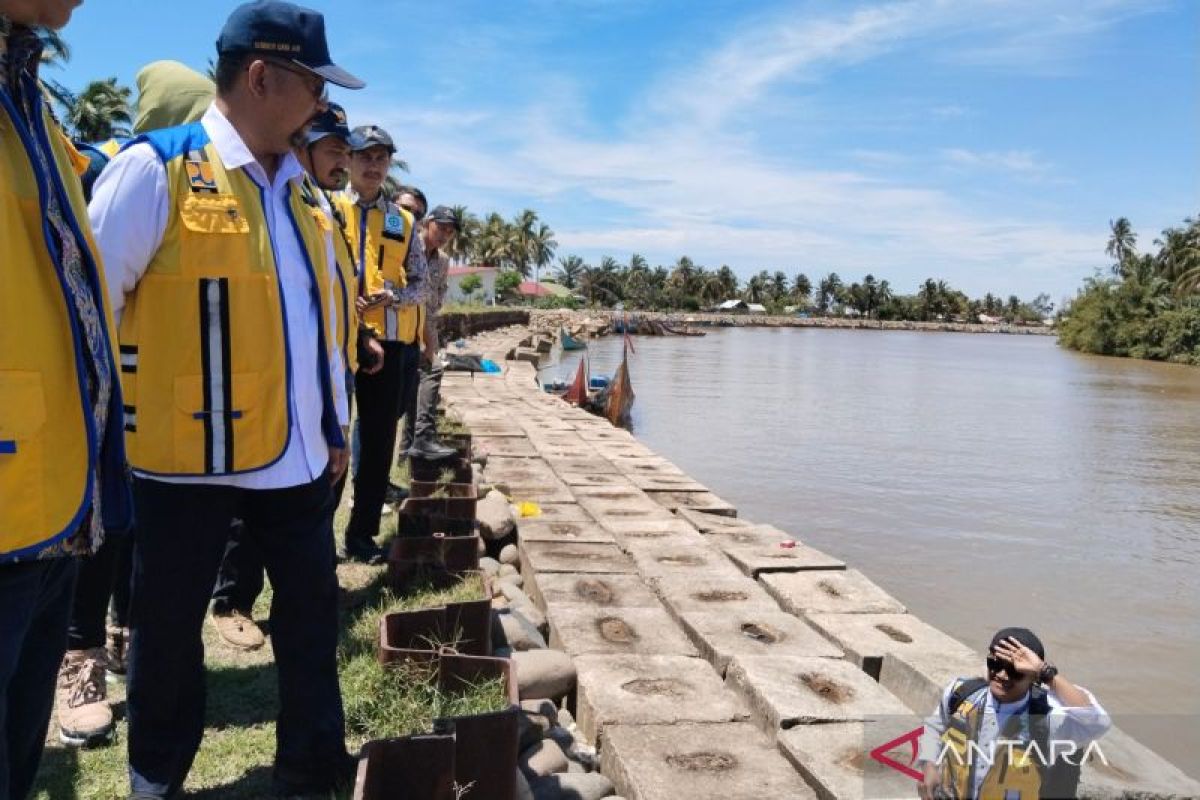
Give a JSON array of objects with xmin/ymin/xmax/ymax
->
[{"xmin": 133, "ymin": 60, "xmax": 215, "ymax": 134}]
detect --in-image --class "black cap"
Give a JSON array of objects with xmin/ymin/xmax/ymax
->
[
  {"xmin": 307, "ymin": 102, "xmax": 350, "ymax": 144},
  {"xmin": 989, "ymin": 627, "xmax": 1045, "ymax": 659},
  {"xmin": 217, "ymin": 1, "xmax": 365, "ymax": 90},
  {"xmin": 427, "ymin": 205, "xmax": 460, "ymax": 231},
  {"xmin": 348, "ymin": 125, "xmax": 395, "ymax": 154}
]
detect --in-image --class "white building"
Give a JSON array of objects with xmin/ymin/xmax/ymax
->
[{"xmin": 446, "ymin": 266, "xmax": 498, "ymax": 305}]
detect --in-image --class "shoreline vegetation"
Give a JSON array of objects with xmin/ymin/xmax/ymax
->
[{"xmin": 1056, "ymin": 216, "xmax": 1200, "ymax": 366}]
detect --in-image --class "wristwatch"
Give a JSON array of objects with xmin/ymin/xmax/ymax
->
[{"xmin": 1038, "ymin": 663, "xmax": 1059, "ymax": 684}]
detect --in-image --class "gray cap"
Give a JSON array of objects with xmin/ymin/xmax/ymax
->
[{"xmin": 348, "ymin": 125, "xmax": 395, "ymax": 154}]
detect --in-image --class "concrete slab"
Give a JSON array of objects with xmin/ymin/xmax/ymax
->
[
  {"xmin": 877, "ymin": 650, "xmax": 981, "ymax": 716},
  {"xmin": 760, "ymin": 569, "xmax": 908, "ymax": 617},
  {"xmin": 517, "ymin": 519, "xmax": 615, "ymax": 545},
  {"xmin": 805, "ymin": 613, "xmax": 977, "ymax": 682},
  {"xmin": 528, "ymin": 503, "xmax": 593, "ymax": 523},
  {"xmin": 518, "ymin": 540, "xmax": 636, "ymax": 577},
  {"xmin": 703, "ymin": 525, "xmax": 796, "ymax": 549},
  {"xmin": 473, "ymin": 436, "xmax": 538, "ymax": 458},
  {"xmin": 574, "ymin": 655, "xmax": 747, "ymax": 744},
  {"xmin": 648, "ymin": 490, "xmax": 738, "ymax": 517},
  {"xmin": 650, "ymin": 573, "xmax": 779, "ymax": 618},
  {"xmin": 725, "ymin": 656, "xmax": 913, "ymax": 733},
  {"xmin": 777, "ymin": 722, "xmax": 918, "ymax": 800},
  {"xmin": 556, "ymin": 472, "xmax": 637, "ymax": 489},
  {"xmin": 532, "ymin": 572, "xmax": 662, "ymax": 612},
  {"xmin": 678, "ymin": 610, "xmax": 843, "ymax": 674},
  {"xmin": 721, "ymin": 542, "xmax": 846, "ymax": 578},
  {"xmin": 594, "ymin": 513, "xmax": 693, "ymax": 536},
  {"xmin": 483, "ymin": 457, "xmax": 561, "ymax": 484},
  {"xmin": 1078, "ymin": 726, "xmax": 1200, "ymax": 800},
  {"xmin": 548, "ymin": 605, "xmax": 698, "ymax": 657},
  {"xmin": 541, "ymin": 456, "xmax": 619, "ymax": 475},
  {"xmin": 590, "ymin": 442, "xmax": 657, "ymax": 459},
  {"xmin": 575, "ymin": 428, "xmax": 636, "ymax": 444},
  {"xmin": 523, "ymin": 431, "xmax": 588, "ymax": 449},
  {"xmin": 625, "ymin": 540, "xmax": 746, "ymax": 581},
  {"xmin": 610, "ymin": 527, "xmax": 707, "ymax": 551},
  {"xmin": 675, "ymin": 507, "xmax": 753, "ymax": 533},
  {"xmin": 601, "ymin": 722, "xmax": 817, "ymax": 800},
  {"xmin": 625, "ymin": 472, "xmax": 711, "ymax": 492},
  {"xmin": 490, "ymin": 481, "xmax": 575, "ymax": 504}
]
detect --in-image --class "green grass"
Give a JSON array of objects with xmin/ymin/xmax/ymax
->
[{"xmin": 32, "ymin": 433, "xmax": 496, "ymax": 799}]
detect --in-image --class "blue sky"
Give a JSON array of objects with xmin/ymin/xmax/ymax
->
[{"xmin": 53, "ymin": 0, "xmax": 1197, "ymax": 301}]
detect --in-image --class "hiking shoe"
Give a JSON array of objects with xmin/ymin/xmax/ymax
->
[
  {"xmin": 211, "ymin": 609, "xmax": 265, "ymax": 651},
  {"xmin": 105, "ymin": 625, "xmax": 130, "ymax": 677},
  {"xmin": 339, "ymin": 539, "xmax": 386, "ymax": 565},
  {"xmin": 56, "ymin": 648, "xmax": 114, "ymax": 747}
]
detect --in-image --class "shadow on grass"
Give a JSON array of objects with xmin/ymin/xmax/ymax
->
[
  {"xmin": 186, "ymin": 765, "xmax": 274, "ymax": 799},
  {"xmin": 34, "ymin": 746, "xmax": 82, "ymax": 800},
  {"xmin": 204, "ymin": 661, "xmax": 279, "ymax": 729}
]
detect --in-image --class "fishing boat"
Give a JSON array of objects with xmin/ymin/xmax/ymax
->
[{"xmin": 559, "ymin": 325, "xmax": 587, "ymax": 351}]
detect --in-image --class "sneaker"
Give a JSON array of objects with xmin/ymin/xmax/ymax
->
[
  {"xmin": 56, "ymin": 648, "xmax": 114, "ymax": 747},
  {"xmin": 105, "ymin": 625, "xmax": 130, "ymax": 677},
  {"xmin": 211, "ymin": 609, "xmax": 266, "ymax": 651}
]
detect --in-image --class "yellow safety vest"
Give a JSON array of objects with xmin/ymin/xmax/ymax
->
[
  {"xmin": 1, "ymin": 90, "xmax": 129, "ymax": 559},
  {"xmin": 333, "ymin": 193, "xmax": 423, "ymax": 344},
  {"xmin": 118, "ymin": 123, "xmax": 343, "ymax": 476},
  {"xmin": 324, "ymin": 192, "xmax": 359, "ymax": 375},
  {"xmin": 939, "ymin": 681, "xmax": 1049, "ymax": 800}
]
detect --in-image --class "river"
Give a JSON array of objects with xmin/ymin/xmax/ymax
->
[{"xmin": 542, "ymin": 327, "xmax": 1200, "ymax": 777}]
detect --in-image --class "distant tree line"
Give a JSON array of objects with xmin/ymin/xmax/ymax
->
[{"xmin": 1057, "ymin": 216, "xmax": 1200, "ymax": 365}]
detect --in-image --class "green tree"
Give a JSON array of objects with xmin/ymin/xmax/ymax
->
[
  {"xmin": 555, "ymin": 255, "xmax": 584, "ymax": 289},
  {"xmin": 67, "ymin": 77, "xmax": 132, "ymax": 141},
  {"xmin": 495, "ymin": 270, "xmax": 523, "ymax": 303},
  {"xmin": 1106, "ymin": 217, "xmax": 1137, "ymax": 277},
  {"xmin": 458, "ymin": 273, "xmax": 483, "ymax": 302},
  {"xmin": 791, "ymin": 273, "xmax": 812, "ymax": 305}
]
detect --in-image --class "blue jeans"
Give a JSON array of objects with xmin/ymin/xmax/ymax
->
[
  {"xmin": 126, "ymin": 476, "xmax": 347, "ymax": 797},
  {"xmin": 0, "ymin": 557, "xmax": 78, "ymax": 800}
]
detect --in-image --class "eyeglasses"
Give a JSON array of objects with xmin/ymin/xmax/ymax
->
[
  {"xmin": 401, "ymin": 203, "xmax": 426, "ymax": 222},
  {"xmin": 266, "ymin": 59, "xmax": 328, "ymax": 104},
  {"xmin": 986, "ymin": 656, "xmax": 1019, "ymax": 677}
]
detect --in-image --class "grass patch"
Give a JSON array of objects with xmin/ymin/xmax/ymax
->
[{"xmin": 32, "ymin": 418, "xmax": 501, "ymax": 799}]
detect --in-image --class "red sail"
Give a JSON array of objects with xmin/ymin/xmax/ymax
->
[{"xmin": 563, "ymin": 358, "xmax": 588, "ymax": 405}]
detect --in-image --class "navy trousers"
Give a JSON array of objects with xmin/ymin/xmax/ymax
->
[
  {"xmin": 126, "ymin": 476, "xmax": 347, "ymax": 797},
  {"xmin": 0, "ymin": 557, "xmax": 78, "ymax": 800}
]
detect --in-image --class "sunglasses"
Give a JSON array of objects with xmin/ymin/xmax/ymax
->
[
  {"xmin": 266, "ymin": 59, "xmax": 329, "ymax": 104},
  {"xmin": 986, "ymin": 656, "xmax": 1020, "ymax": 677}
]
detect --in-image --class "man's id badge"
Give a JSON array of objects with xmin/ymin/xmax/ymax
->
[{"xmin": 384, "ymin": 213, "xmax": 405, "ymax": 235}]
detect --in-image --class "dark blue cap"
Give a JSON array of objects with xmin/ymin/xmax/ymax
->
[
  {"xmin": 307, "ymin": 102, "xmax": 350, "ymax": 144},
  {"xmin": 348, "ymin": 125, "xmax": 395, "ymax": 154},
  {"xmin": 216, "ymin": 1, "xmax": 365, "ymax": 90}
]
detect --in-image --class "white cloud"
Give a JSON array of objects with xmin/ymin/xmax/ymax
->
[{"xmin": 941, "ymin": 148, "xmax": 1053, "ymax": 176}]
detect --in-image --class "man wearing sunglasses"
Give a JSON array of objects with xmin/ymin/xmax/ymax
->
[
  {"xmin": 917, "ymin": 627, "xmax": 1110, "ymax": 800},
  {"xmin": 88, "ymin": 2, "xmax": 363, "ymax": 796}
]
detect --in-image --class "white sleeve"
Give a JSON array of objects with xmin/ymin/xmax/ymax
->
[
  {"xmin": 325, "ymin": 227, "xmax": 349, "ymax": 426},
  {"xmin": 88, "ymin": 142, "xmax": 169, "ymax": 325},
  {"xmin": 1046, "ymin": 686, "xmax": 1112, "ymax": 745}
]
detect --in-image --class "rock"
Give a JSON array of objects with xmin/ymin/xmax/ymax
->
[
  {"xmin": 499, "ymin": 582, "xmax": 535, "ymax": 607},
  {"xmin": 498, "ymin": 608, "xmax": 548, "ymax": 651},
  {"xmin": 513, "ymin": 649, "xmax": 577, "ymax": 700},
  {"xmin": 513, "ymin": 603, "xmax": 547, "ymax": 635},
  {"xmin": 479, "ymin": 556, "xmax": 501, "ymax": 577},
  {"xmin": 518, "ymin": 709, "xmax": 550, "ymax": 751},
  {"xmin": 478, "ymin": 490, "xmax": 516, "ymax": 540},
  {"xmin": 557, "ymin": 708, "xmax": 575, "ymax": 730},
  {"xmin": 516, "ymin": 768, "xmax": 535, "ymax": 800},
  {"xmin": 529, "ymin": 772, "xmax": 616, "ymax": 800},
  {"xmin": 499, "ymin": 546, "xmax": 520, "ymax": 566},
  {"xmin": 519, "ymin": 738, "xmax": 570, "ymax": 780},
  {"xmin": 491, "ymin": 596, "xmax": 510, "ymax": 610},
  {"xmin": 520, "ymin": 699, "xmax": 559, "ymax": 726},
  {"xmin": 477, "ymin": 535, "xmax": 487, "ymax": 556}
]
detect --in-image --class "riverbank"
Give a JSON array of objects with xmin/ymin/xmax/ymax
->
[
  {"xmin": 443, "ymin": 325, "xmax": 1199, "ymax": 798},
  {"xmin": 524, "ymin": 308, "xmax": 1056, "ymax": 336}
]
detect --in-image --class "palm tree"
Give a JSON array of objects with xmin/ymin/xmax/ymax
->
[
  {"xmin": 816, "ymin": 273, "xmax": 842, "ymax": 314},
  {"xmin": 36, "ymin": 29, "xmax": 75, "ymax": 114},
  {"xmin": 743, "ymin": 273, "xmax": 767, "ymax": 304},
  {"xmin": 579, "ymin": 263, "xmax": 621, "ymax": 307},
  {"xmin": 1106, "ymin": 217, "xmax": 1137, "ymax": 276},
  {"xmin": 555, "ymin": 255, "xmax": 584, "ymax": 289},
  {"xmin": 668, "ymin": 256, "xmax": 697, "ymax": 297},
  {"xmin": 716, "ymin": 265, "xmax": 739, "ymax": 299},
  {"xmin": 770, "ymin": 271, "xmax": 789, "ymax": 304},
  {"xmin": 698, "ymin": 271, "xmax": 726, "ymax": 306},
  {"xmin": 67, "ymin": 78, "xmax": 132, "ymax": 142},
  {"xmin": 444, "ymin": 206, "xmax": 477, "ymax": 264},
  {"xmin": 791, "ymin": 273, "xmax": 812, "ymax": 305},
  {"xmin": 530, "ymin": 223, "xmax": 557, "ymax": 285},
  {"xmin": 629, "ymin": 253, "xmax": 648, "ymax": 273},
  {"xmin": 1156, "ymin": 217, "xmax": 1200, "ymax": 296}
]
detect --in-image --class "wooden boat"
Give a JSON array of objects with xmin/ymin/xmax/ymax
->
[
  {"xmin": 559, "ymin": 325, "xmax": 587, "ymax": 351},
  {"xmin": 601, "ymin": 345, "xmax": 634, "ymax": 427}
]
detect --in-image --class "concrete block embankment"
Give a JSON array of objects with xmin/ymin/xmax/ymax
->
[{"xmin": 439, "ymin": 324, "xmax": 1199, "ymax": 800}]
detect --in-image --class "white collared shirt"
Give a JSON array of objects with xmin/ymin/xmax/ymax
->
[{"xmin": 89, "ymin": 103, "xmax": 348, "ymax": 490}]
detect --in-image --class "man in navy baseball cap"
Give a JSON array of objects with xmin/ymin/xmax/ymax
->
[{"xmin": 217, "ymin": 0, "xmax": 365, "ymax": 89}]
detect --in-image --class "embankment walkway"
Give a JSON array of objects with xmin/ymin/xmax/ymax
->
[{"xmin": 441, "ymin": 324, "xmax": 1196, "ymax": 800}]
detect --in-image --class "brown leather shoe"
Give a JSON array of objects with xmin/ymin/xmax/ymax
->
[
  {"xmin": 211, "ymin": 609, "xmax": 266, "ymax": 651},
  {"xmin": 56, "ymin": 648, "xmax": 114, "ymax": 747}
]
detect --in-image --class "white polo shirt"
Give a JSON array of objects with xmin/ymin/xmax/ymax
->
[{"xmin": 90, "ymin": 103, "xmax": 348, "ymax": 490}]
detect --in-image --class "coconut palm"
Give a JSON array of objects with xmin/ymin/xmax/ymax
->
[
  {"xmin": 715, "ymin": 265, "xmax": 739, "ymax": 299},
  {"xmin": 743, "ymin": 273, "xmax": 767, "ymax": 304},
  {"xmin": 1106, "ymin": 217, "xmax": 1137, "ymax": 276},
  {"xmin": 578, "ymin": 263, "xmax": 621, "ymax": 307},
  {"xmin": 530, "ymin": 223, "xmax": 557, "ymax": 285},
  {"xmin": 791, "ymin": 273, "xmax": 812, "ymax": 305},
  {"xmin": 770, "ymin": 271, "xmax": 789, "ymax": 303},
  {"xmin": 555, "ymin": 255, "xmax": 584, "ymax": 289},
  {"xmin": 67, "ymin": 78, "xmax": 132, "ymax": 142},
  {"xmin": 443, "ymin": 206, "xmax": 477, "ymax": 264},
  {"xmin": 629, "ymin": 253, "xmax": 648, "ymax": 273}
]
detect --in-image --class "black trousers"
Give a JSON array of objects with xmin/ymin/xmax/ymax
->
[
  {"xmin": 347, "ymin": 340, "xmax": 418, "ymax": 544},
  {"xmin": 127, "ymin": 476, "xmax": 346, "ymax": 798},
  {"xmin": 66, "ymin": 530, "xmax": 133, "ymax": 650},
  {"xmin": 0, "ymin": 557, "xmax": 77, "ymax": 800}
]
